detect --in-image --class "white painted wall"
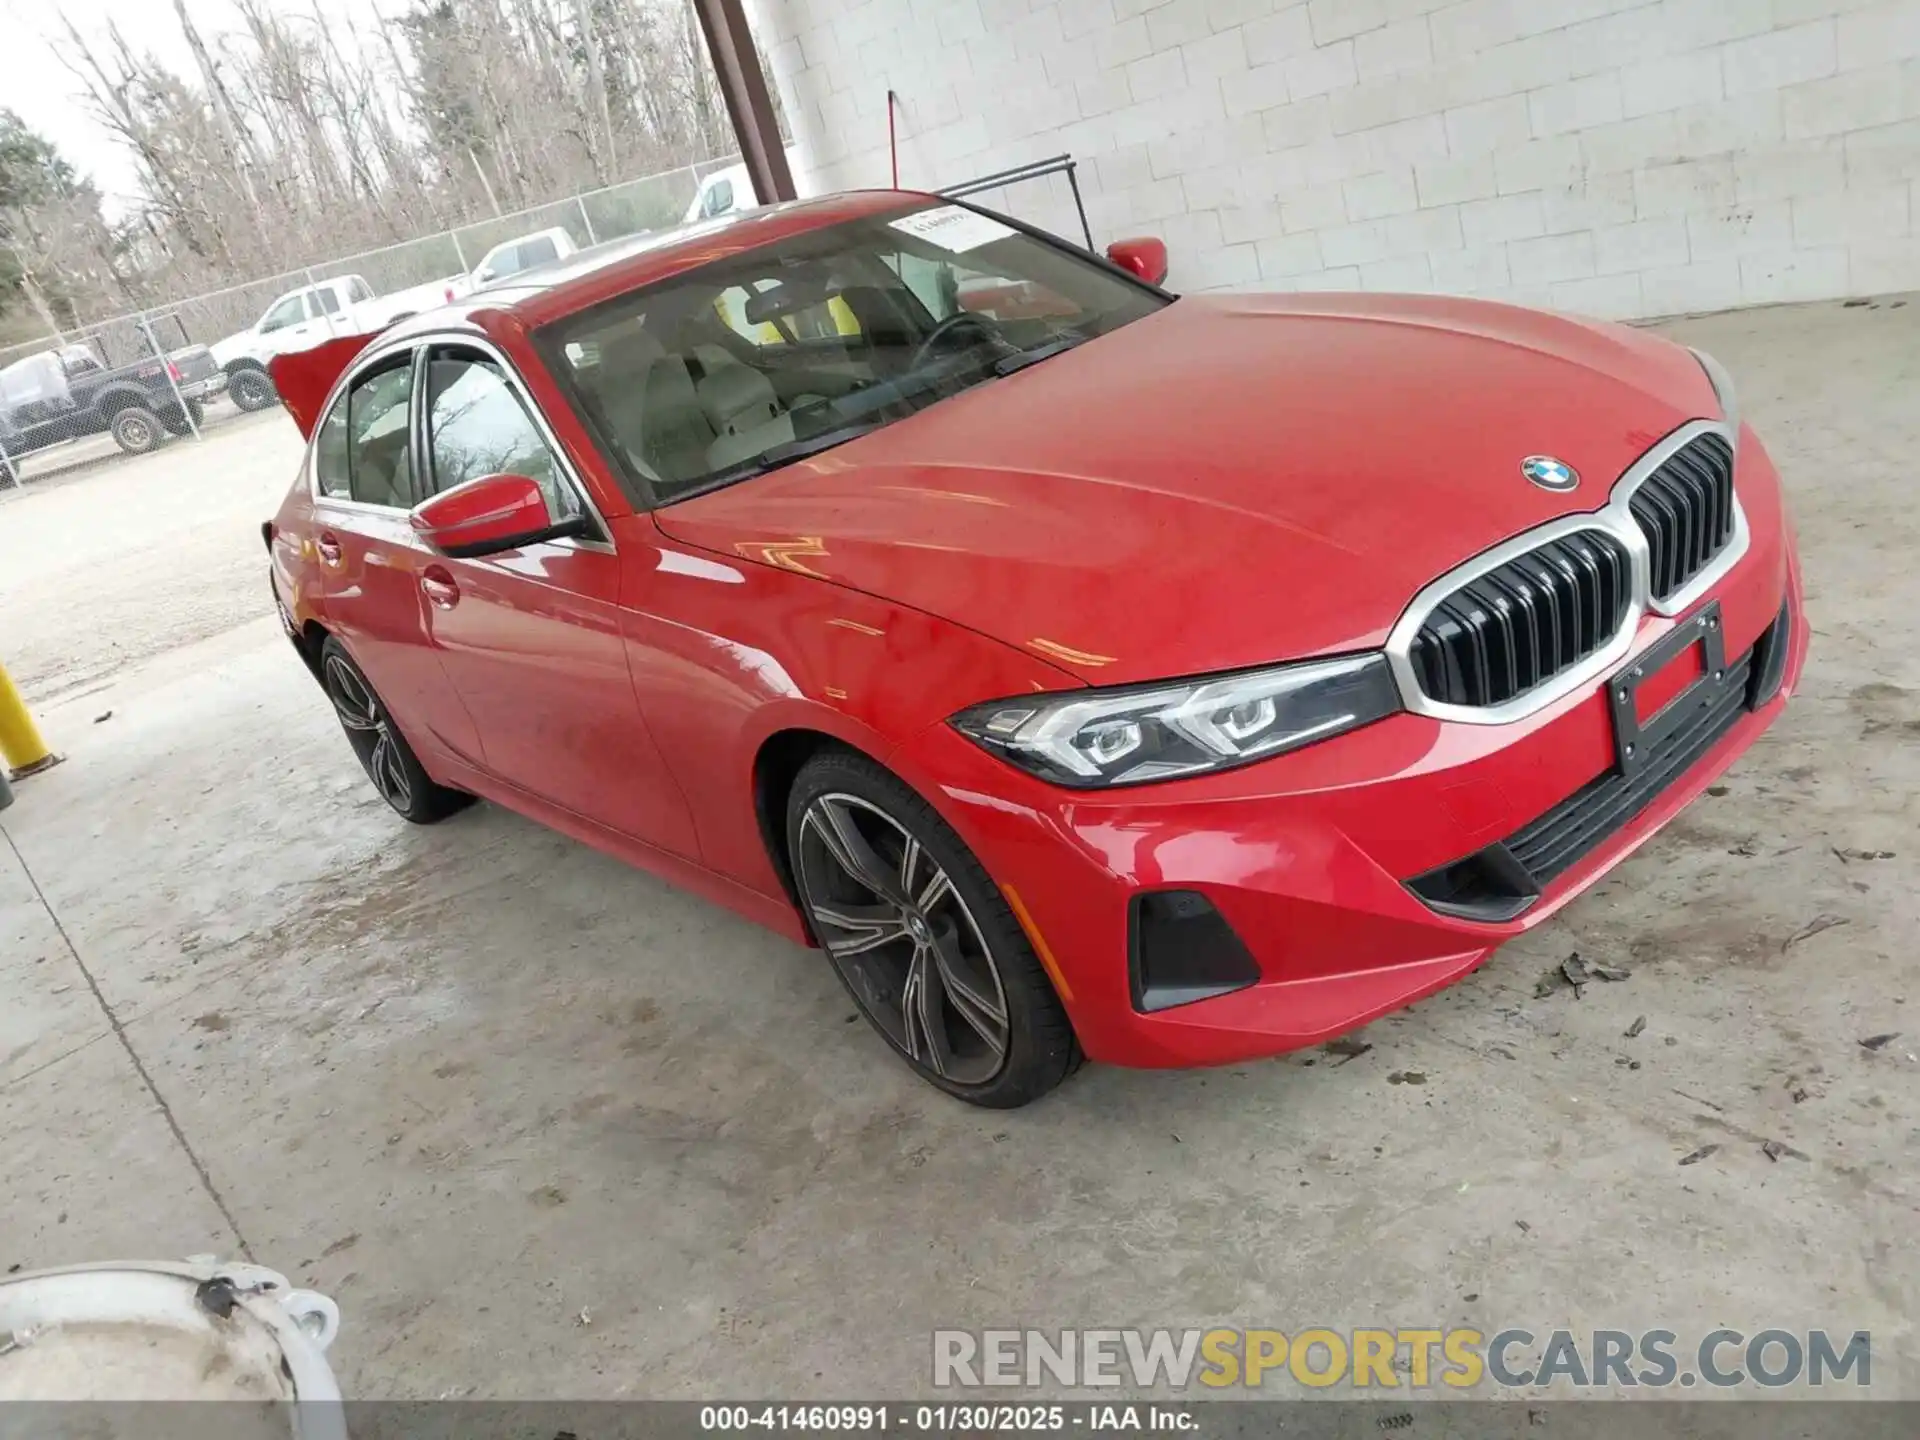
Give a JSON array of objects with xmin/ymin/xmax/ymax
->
[{"xmin": 751, "ymin": 0, "xmax": 1920, "ymax": 317}]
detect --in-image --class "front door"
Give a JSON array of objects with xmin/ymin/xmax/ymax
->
[
  {"xmin": 259, "ymin": 291, "xmax": 330, "ymax": 361},
  {"xmin": 413, "ymin": 343, "xmax": 698, "ymax": 859}
]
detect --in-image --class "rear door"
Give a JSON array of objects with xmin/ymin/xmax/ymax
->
[
  {"xmin": 307, "ymin": 347, "xmax": 484, "ymax": 765},
  {"xmin": 310, "ymin": 283, "xmax": 350, "ymax": 338},
  {"xmin": 413, "ymin": 341, "xmax": 698, "ymax": 858}
]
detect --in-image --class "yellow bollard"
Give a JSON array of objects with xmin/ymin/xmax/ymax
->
[{"xmin": 0, "ymin": 658, "xmax": 59, "ymax": 778}]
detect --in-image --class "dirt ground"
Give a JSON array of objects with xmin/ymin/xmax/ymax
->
[{"xmin": 0, "ymin": 295, "xmax": 1915, "ymax": 1401}]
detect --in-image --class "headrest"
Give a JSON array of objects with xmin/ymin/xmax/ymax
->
[{"xmin": 697, "ymin": 363, "xmax": 780, "ymax": 435}]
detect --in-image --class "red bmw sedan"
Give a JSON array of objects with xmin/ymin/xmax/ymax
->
[{"xmin": 266, "ymin": 190, "xmax": 1806, "ymax": 1107}]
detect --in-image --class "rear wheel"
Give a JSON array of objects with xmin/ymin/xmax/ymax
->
[
  {"xmin": 228, "ymin": 366, "xmax": 277, "ymax": 412},
  {"xmin": 318, "ymin": 638, "xmax": 472, "ymax": 824},
  {"xmin": 786, "ymin": 748, "xmax": 1081, "ymax": 1107},
  {"xmin": 109, "ymin": 406, "xmax": 163, "ymax": 455},
  {"xmin": 163, "ymin": 399, "xmax": 204, "ymax": 436}
]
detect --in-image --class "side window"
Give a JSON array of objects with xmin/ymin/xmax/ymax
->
[
  {"xmin": 424, "ymin": 349, "xmax": 581, "ymax": 526},
  {"xmin": 887, "ymin": 253, "xmax": 957, "ymax": 320},
  {"xmin": 313, "ymin": 395, "xmax": 351, "ymax": 498},
  {"xmin": 260, "ymin": 294, "xmax": 306, "ymax": 334},
  {"xmin": 518, "ymin": 235, "xmax": 559, "ymax": 269},
  {"xmin": 324, "ymin": 359, "xmax": 416, "ymax": 508},
  {"xmin": 313, "ymin": 287, "xmax": 342, "ymax": 317},
  {"xmin": 883, "ymin": 249, "xmax": 1070, "ymax": 324},
  {"xmin": 703, "ymin": 178, "xmax": 735, "ymax": 218},
  {"xmin": 347, "ymin": 277, "xmax": 374, "ymax": 304}
]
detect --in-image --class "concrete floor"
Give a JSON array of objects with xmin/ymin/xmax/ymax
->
[{"xmin": 1, "ymin": 297, "xmax": 1915, "ymax": 1399}]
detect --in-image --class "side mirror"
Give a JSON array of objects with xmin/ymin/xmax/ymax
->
[
  {"xmin": 1106, "ymin": 236, "xmax": 1169, "ymax": 286},
  {"xmin": 409, "ymin": 473, "xmax": 585, "ymax": 558}
]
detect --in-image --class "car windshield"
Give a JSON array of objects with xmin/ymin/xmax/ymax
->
[{"xmin": 538, "ymin": 202, "xmax": 1167, "ymax": 504}]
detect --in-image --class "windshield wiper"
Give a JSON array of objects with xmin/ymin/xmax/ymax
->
[
  {"xmin": 694, "ymin": 421, "xmax": 885, "ymax": 491},
  {"xmin": 989, "ymin": 331, "xmax": 1088, "ymax": 378}
]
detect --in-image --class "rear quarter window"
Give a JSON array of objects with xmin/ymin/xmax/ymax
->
[{"xmin": 314, "ymin": 400, "xmax": 350, "ymax": 498}]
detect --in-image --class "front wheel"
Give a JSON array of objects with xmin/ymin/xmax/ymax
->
[
  {"xmin": 109, "ymin": 406, "xmax": 163, "ymax": 455},
  {"xmin": 319, "ymin": 638, "xmax": 472, "ymax": 824},
  {"xmin": 786, "ymin": 749, "xmax": 1081, "ymax": 1107},
  {"xmin": 228, "ymin": 366, "xmax": 278, "ymax": 412}
]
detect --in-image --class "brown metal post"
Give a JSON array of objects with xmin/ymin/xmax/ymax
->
[{"xmin": 690, "ymin": 0, "xmax": 796, "ymax": 205}]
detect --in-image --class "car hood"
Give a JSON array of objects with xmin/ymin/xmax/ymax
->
[
  {"xmin": 209, "ymin": 333, "xmax": 254, "ymax": 368},
  {"xmin": 654, "ymin": 292, "xmax": 1717, "ymax": 686}
]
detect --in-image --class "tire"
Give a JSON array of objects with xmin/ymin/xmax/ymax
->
[
  {"xmin": 228, "ymin": 366, "xmax": 278, "ymax": 412},
  {"xmin": 318, "ymin": 637, "xmax": 473, "ymax": 825},
  {"xmin": 163, "ymin": 399, "xmax": 204, "ymax": 436},
  {"xmin": 109, "ymin": 406, "xmax": 163, "ymax": 455},
  {"xmin": 785, "ymin": 748, "xmax": 1081, "ymax": 1107}
]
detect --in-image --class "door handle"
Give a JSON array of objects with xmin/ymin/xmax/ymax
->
[
  {"xmin": 421, "ymin": 566, "xmax": 460, "ymax": 610},
  {"xmin": 316, "ymin": 531, "xmax": 342, "ymax": 566}
]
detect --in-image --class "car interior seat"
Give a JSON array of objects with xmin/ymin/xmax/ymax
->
[
  {"xmin": 699, "ymin": 364, "xmax": 795, "ymax": 471},
  {"xmin": 595, "ymin": 326, "xmax": 719, "ymax": 487},
  {"xmin": 355, "ymin": 430, "xmax": 413, "ymax": 507}
]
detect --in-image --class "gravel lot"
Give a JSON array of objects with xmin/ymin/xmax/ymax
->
[
  {"xmin": 1, "ymin": 296, "xmax": 1915, "ymax": 1401},
  {"xmin": 0, "ymin": 407, "xmax": 302, "ymax": 707}
]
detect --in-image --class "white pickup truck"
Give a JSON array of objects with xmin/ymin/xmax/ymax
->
[
  {"xmin": 210, "ymin": 273, "xmax": 464, "ymax": 411},
  {"xmin": 212, "ymin": 229, "xmax": 583, "ymax": 411}
]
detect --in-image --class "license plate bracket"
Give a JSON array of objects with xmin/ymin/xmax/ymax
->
[{"xmin": 1608, "ymin": 602, "xmax": 1727, "ymax": 779}]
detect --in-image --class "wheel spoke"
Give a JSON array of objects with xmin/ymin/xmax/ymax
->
[
  {"xmin": 899, "ymin": 835, "xmax": 923, "ymax": 899},
  {"xmin": 901, "ymin": 943, "xmax": 954, "ymax": 1079},
  {"xmin": 807, "ymin": 798, "xmax": 901, "ymax": 901},
  {"xmin": 370, "ymin": 728, "xmax": 412, "ymax": 810},
  {"xmin": 325, "ymin": 658, "xmax": 380, "ymax": 731},
  {"xmin": 916, "ymin": 865, "xmax": 954, "ymax": 915},
  {"xmin": 930, "ymin": 923, "xmax": 1009, "ymax": 1051},
  {"xmin": 811, "ymin": 901, "xmax": 911, "ymax": 957}
]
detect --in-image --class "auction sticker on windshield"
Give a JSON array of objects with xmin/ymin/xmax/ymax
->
[{"xmin": 890, "ymin": 205, "xmax": 1016, "ymax": 254}]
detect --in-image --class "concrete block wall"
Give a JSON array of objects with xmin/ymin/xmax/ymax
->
[{"xmin": 751, "ymin": 0, "xmax": 1920, "ymax": 317}]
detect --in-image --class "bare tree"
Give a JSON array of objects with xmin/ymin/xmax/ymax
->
[{"xmin": 30, "ymin": 0, "xmax": 761, "ymax": 331}]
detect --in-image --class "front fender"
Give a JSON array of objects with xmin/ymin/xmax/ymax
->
[{"xmin": 618, "ymin": 519, "xmax": 1078, "ymax": 899}]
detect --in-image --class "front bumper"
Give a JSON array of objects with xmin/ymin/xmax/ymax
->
[{"xmin": 892, "ymin": 440, "xmax": 1808, "ymax": 1068}]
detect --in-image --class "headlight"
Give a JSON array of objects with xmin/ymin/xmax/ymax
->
[
  {"xmin": 951, "ymin": 653, "xmax": 1402, "ymax": 788},
  {"xmin": 1691, "ymin": 347, "xmax": 1739, "ymax": 440}
]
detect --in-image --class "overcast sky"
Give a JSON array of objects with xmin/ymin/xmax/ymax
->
[{"xmin": 1, "ymin": 0, "xmax": 384, "ymax": 210}]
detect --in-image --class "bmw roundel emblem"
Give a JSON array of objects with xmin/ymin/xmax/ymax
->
[{"xmin": 1521, "ymin": 455, "xmax": 1579, "ymax": 492}]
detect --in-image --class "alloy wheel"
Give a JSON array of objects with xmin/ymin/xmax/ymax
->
[
  {"xmin": 120, "ymin": 416, "xmax": 153, "ymax": 448},
  {"xmin": 323, "ymin": 653, "xmax": 414, "ymax": 813},
  {"xmin": 795, "ymin": 792, "xmax": 1011, "ymax": 1085},
  {"xmin": 231, "ymin": 370, "xmax": 275, "ymax": 410}
]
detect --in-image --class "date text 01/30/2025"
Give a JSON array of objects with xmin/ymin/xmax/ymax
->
[{"xmin": 699, "ymin": 1405, "xmax": 1193, "ymax": 1432}]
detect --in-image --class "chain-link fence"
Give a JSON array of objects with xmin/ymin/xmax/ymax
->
[{"xmin": 0, "ymin": 155, "xmax": 739, "ymax": 492}]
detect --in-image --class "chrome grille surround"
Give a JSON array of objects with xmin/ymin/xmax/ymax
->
[{"xmin": 1384, "ymin": 419, "xmax": 1747, "ymax": 726}]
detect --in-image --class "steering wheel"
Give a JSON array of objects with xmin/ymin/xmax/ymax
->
[{"xmin": 908, "ymin": 310, "xmax": 1005, "ymax": 371}]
